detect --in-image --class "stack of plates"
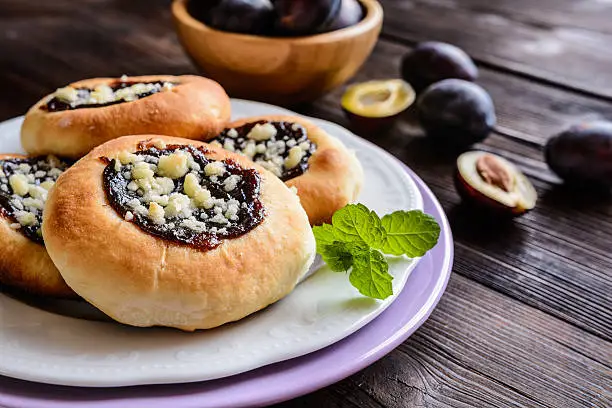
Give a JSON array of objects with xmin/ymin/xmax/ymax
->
[{"xmin": 0, "ymin": 100, "xmax": 453, "ymax": 408}]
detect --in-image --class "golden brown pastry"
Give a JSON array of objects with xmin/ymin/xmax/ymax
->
[
  {"xmin": 211, "ymin": 115, "xmax": 363, "ymax": 225},
  {"xmin": 0, "ymin": 154, "xmax": 75, "ymax": 297},
  {"xmin": 43, "ymin": 135, "xmax": 315, "ymax": 331},
  {"xmin": 21, "ymin": 75, "xmax": 231, "ymax": 159}
]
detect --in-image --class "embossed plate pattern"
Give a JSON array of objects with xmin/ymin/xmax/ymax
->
[{"xmin": 0, "ymin": 99, "xmax": 423, "ymax": 387}]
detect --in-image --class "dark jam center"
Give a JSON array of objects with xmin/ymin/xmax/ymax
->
[
  {"xmin": 102, "ymin": 145, "xmax": 265, "ymax": 251},
  {"xmin": 0, "ymin": 157, "xmax": 70, "ymax": 244},
  {"xmin": 212, "ymin": 121, "xmax": 316, "ymax": 181},
  {"xmin": 45, "ymin": 81, "xmax": 172, "ymax": 112}
]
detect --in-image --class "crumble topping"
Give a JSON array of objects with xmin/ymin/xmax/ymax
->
[
  {"xmin": 0, "ymin": 155, "xmax": 70, "ymax": 243},
  {"xmin": 211, "ymin": 121, "xmax": 316, "ymax": 181},
  {"xmin": 45, "ymin": 77, "xmax": 176, "ymax": 112},
  {"xmin": 102, "ymin": 142, "xmax": 264, "ymax": 250}
]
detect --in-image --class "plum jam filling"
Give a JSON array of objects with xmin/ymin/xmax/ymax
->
[
  {"xmin": 102, "ymin": 143, "xmax": 265, "ymax": 250},
  {"xmin": 44, "ymin": 80, "xmax": 176, "ymax": 112},
  {"xmin": 0, "ymin": 156, "xmax": 70, "ymax": 244},
  {"xmin": 211, "ymin": 121, "xmax": 316, "ymax": 181}
]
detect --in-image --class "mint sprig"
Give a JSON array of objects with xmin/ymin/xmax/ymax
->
[
  {"xmin": 379, "ymin": 211, "xmax": 441, "ymax": 257},
  {"xmin": 331, "ymin": 203, "xmax": 386, "ymax": 248},
  {"xmin": 350, "ymin": 249, "xmax": 392, "ymax": 299},
  {"xmin": 313, "ymin": 204, "xmax": 441, "ymax": 300}
]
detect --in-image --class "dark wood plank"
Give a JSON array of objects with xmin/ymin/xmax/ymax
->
[
  {"xmin": 274, "ymin": 274, "xmax": 612, "ymax": 408},
  {"xmin": 438, "ymin": 0, "xmax": 612, "ymax": 35},
  {"xmin": 0, "ymin": 0, "xmax": 191, "ymax": 121},
  {"xmin": 378, "ymin": 0, "xmax": 612, "ymax": 99}
]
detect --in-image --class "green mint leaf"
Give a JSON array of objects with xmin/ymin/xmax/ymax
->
[
  {"xmin": 312, "ymin": 223, "xmax": 338, "ymax": 253},
  {"xmin": 320, "ymin": 245, "xmax": 353, "ymax": 272},
  {"xmin": 312, "ymin": 204, "xmax": 440, "ymax": 300},
  {"xmin": 331, "ymin": 203, "xmax": 386, "ymax": 248},
  {"xmin": 349, "ymin": 249, "xmax": 393, "ymax": 300},
  {"xmin": 319, "ymin": 241, "xmax": 368, "ymax": 272},
  {"xmin": 379, "ymin": 210, "xmax": 441, "ymax": 257}
]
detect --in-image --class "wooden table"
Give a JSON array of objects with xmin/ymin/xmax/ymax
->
[{"xmin": 0, "ymin": 1, "xmax": 610, "ymax": 406}]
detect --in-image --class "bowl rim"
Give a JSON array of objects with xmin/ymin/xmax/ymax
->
[{"xmin": 172, "ymin": 0, "xmax": 383, "ymax": 44}]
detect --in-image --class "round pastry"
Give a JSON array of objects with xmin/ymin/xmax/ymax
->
[
  {"xmin": 211, "ymin": 115, "xmax": 363, "ymax": 225},
  {"xmin": 43, "ymin": 135, "xmax": 315, "ymax": 331},
  {"xmin": 21, "ymin": 75, "xmax": 231, "ymax": 159},
  {"xmin": 0, "ymin": 154, "xmax": 75, "ymax": 297}
]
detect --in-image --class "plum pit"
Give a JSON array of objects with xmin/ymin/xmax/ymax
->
[{"xmin": 456, "ymin": 151, "xmax": 537, "ymax": 216}]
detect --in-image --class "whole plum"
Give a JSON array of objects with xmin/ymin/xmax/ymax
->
[
  {"xmin": 324, "ymin": 0, "xmax": 363, "ymax": 32},
  {"xmin": 401, "ymin": 42, "xmax": 478, "ymax": 93},
  {"xmin": 199, "ymin": 0, "xmax": 275, "ymax": 35},
  {"xmin": 417, "ymin": 79, "xmax": 496, "ymax": 147},
  {"xmin": 275, "ymin": 0, "xmax": 341, "ymax": 36},
  {"xmin": 545, "ymin": 121, "xmax": 612, "ymax": 187}
]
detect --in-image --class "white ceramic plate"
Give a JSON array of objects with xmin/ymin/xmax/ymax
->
[{"xmin": 0, "ymin": 99, "xmax": 423, "ymax": 387}]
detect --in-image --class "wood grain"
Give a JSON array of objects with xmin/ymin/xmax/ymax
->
[
  {"xmin": 433, "ymin": 0, "xmax": 612, "ymax": 35},
  {"xmin": 379, "ymin": 0, "xmax": 612, "ymax": 100},
  {"xmin": 0, "ymin": 0, "xmax": 192, "ymax": 120},
  {"xmin": 274, "ymin": 274, "xmax": 611, "ymax": 407},
  {"xmin": 0, "ymin": 0, "xmax": 610, "ymax": 406}
]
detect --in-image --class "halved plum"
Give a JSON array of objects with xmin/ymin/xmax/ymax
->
[
  {"xmin": 341, "ymin": 79, "xmax": 415, "ymax": 132},
  {"xmin": 456, "ymin": 151, "xmax": 537, "ymax": 216}
]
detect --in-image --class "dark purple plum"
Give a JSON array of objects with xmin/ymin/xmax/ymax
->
[
  {"xmin": 401, "ymin": 42, "xmax": 478, "ymax": 93},
  {"xmin": 275, "ymin": 0, "xmax": 341, "ymax": 36},
  {"xmin": 187, "ymin": 0, "xmax": 220, "ymax": 21},
  {"xmin": 194, "ymin": 0, "xmax": 275, "ymax": 35},
  {"xmin": 545, "ymin": 121, "xmax": 612, "ymax": 187},
  {"xmin": 417, "ymin": 79, "xmax": 496, "ymax": 148},
  {"xmin": 324, "ymin": 0, "xmax": 363, "ymax": 32}
]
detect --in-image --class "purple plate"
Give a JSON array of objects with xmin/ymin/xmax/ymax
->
[{"xmin": 0, "ymin": 165, "xmax": 453, "ymax": 408}]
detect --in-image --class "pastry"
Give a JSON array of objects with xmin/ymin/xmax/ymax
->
[
  {"xmin": 0, "ymin": 154, "xmax": 75, "ymax": 297},
  {"xmin": 43, "ymin": 135, "xmax": 315, "ymax": 331},
  {"xmin": 21, "ymin": 75, "xmax": 231, "ymax": 159},
  {"xmin": 211, "ymin": 115, "xmax": 363, "ymax": 225}
]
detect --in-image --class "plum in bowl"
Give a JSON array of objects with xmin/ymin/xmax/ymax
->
[{"xmin": 172, "ymin": 0, "xmax": 383, "ymax": 104}]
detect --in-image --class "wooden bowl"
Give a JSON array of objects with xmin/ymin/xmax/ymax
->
[{"xmin": 172, "ymin": 0, "xmax": 383, "ymax": 105}]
